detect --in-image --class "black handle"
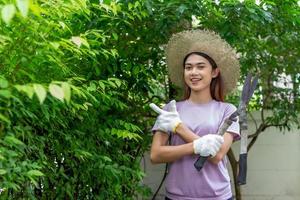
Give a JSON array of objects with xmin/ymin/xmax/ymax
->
[
  {"xmin": 194, "ymin": 155, "xmax": 209, "ymax": 171},
  {"xmin": 237, "ymin": 153, "xmax": 247, "ymax": 185}
]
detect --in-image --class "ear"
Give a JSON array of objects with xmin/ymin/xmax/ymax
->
[{"xmin": 212, "ymin": 68, "xmax": 220, "ymax": 78}]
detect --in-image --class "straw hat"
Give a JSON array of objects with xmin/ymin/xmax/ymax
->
[{"xmin": 166, "ymin": 29, "xmax": 240, "ymax": 95}]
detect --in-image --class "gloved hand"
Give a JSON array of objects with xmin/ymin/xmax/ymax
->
[
  {"xmin": 150, "ymin": 100, "xmax": 182, "ymax": 133},
  {"xmin": 193, "ymin": 134, "xmax": 224, "ymax": 157}
]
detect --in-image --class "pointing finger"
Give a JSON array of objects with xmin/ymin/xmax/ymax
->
[
  {"xmin": 169, "ymin": 100, "xmax": 177, "ymax": 112},
  {"xmin": 149, "ymin": 103, "xmax": 165, "ymax": 114}
]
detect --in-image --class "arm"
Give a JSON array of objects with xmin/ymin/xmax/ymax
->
[
  {"xmin": 176, "ymin": 123, "xmax": 234, "ymax": 164},
  {"xmin": 149, "ymin": 101, "xmax": 225, "ymax": 164},
  {"xmin": 150, "ymin": 127, "xmax": 226, "ymax": 164},
  {"xmin": 150, "ymin": 131, "xmax": 194, "ymax": 164},
  {"xmin": 209, "ymin": 132, "xmax": 233, "ymax": 164},
  {"xmin": 175, "ymin": 123, "xmax": 199, "ymax": 141}
]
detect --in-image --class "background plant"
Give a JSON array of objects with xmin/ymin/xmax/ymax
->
[{"xmin": 0, "ymin": 0, "xmax": 299, "ymax": 200}]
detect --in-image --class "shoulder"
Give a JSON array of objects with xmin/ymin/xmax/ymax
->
[
  {"xmin": 214, "ymin": 100, "xmax": 236, "ymax": 109},
  {"xmin": 213, "ymin": 101, "xmax": 237, "ymax": 114},
  {"xmin": 222, "ymin": 102, "xmax": 237, "ymax": 111}
]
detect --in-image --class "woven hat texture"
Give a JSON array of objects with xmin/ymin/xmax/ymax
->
[{"xmin": 166, "ymin": 29, "xmax": 240, "ymax": 94}]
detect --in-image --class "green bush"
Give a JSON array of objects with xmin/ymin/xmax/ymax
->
[
  {"xmin": 0, "ymin": 0, "xmax": 299, "ymax": 199},
  {"xmin": 0, "ymin": 0, "xmax": 157, "ymax": 199}
]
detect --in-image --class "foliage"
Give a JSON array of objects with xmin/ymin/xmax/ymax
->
[
  {"xmin": 0, "ymin": 0, "xmax": 155, "ymax": 199},
  {"xmin": 0, "ymin": 0, "xmax": 299, "ymax": 199}
]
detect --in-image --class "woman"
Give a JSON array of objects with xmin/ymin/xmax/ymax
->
[{"xmin": 150, "ymin": 30, "xmax": 240, "ymax": 200}]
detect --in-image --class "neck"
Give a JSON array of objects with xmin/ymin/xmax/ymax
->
[{"xmin": 188, "ymin": 89, "xmax": 213, "ymax": 104}]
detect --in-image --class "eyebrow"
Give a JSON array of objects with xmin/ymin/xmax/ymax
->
[{"xmin": 185, "ymin": 62, "xmax": 206, "ymax": 65}]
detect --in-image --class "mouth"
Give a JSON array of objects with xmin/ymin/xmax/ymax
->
[{"xmin": 190, "ymin": 78, "xmax": 202, "ymax": 84}]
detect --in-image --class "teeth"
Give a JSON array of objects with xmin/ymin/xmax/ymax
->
[{"xmin": 191, "ymin": 78, "xmax": 201, "ymax": 81}]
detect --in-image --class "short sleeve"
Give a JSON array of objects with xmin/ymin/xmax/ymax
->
[
  {"xmin": 151, "ymin": 102, "xmax": 171, "ymax": 135},
  {"xmin": 223, "ymin": 103, "xmax": 240, "ymax": 141}
]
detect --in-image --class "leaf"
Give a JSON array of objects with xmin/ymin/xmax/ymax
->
[
  {"xmin": 15, "ymin": 85, "xmax": 34, "ymax": 99},
  {"xmin": 59, "ymin": 21, "xmax": 66, "ymax": 29},
  {"xmin": 28, "ymin": 176, "xmax": 39, "ymax": 187},
  {"xmin": 49, "ymin": 42, "xmax": 60, "ymax": 49},
  {"xmin": 5, "ymin": 135, "xmax": 25, "ymax": 146},
  {"xmin": 88, "ymin": 82, "xmax": 97, "ymax": 92},
  {"xmin": 0, "ymin": 114, "xmax": 10, "ymax": 124},
  {"xmin": 16, "ymin": 0, "xmax": 29, "ymax": 17},
  {"xmin": 112, "ymin": 32, "xmax": 118, "ymax": 40},
  {"xmin": 71, "ymin": 36, "xmax": 89, "ymax": 48},
  {"xmin": 71, "ymin": 36, "xmax": 82, "ymax": 47},
  {"xmin": 0, "ymin": 76, "xmax": 8, "ymax": 88},
  {"xmin": 111, "ymin": 3, "xmax": 118, "ymax": 15},
  {"xmin": 98, "ymin": 81, "xmax": 106, "ymax": 91},
  {"xmin": 49, "ymin": 84, "xmax": 64, "ymax": 101},
  {"xmin": 80, "ymin": 38, "xmax": 90, "ymax": 48},
  {"xmin": 1, "ymin": 4, "xmax": 16, "ymax": 24},
  {"xmin": 74, "ymin": 149, "xmax": 93, "ymax": 160},
  {"xmin": 111, "ymin": 128, "xmax": 142, "ymax": 141},
  {"xmin": 62, "ymin": 82, "xmax": 71, "ymax": 103},
  {"xmin": 29, "ymin": 2, "xmax": 42, "ymax": 16},
  {"xmin": 0, "ymin": 169, "xmax": 7, "ymax": 175},
  {"xmin": 101, "ymin": 156, "xmax": 112, "ymax": 162},
  {"xmin": 177, "ymin": 4, "xmax": 187, "ymax": 14},
  {"xmin": 33, "ymin": 84, "xmax": 47, "ymax": 104},
  {"xmin": 108, "ymin": 78, "xmax": 122, "ymax": 87},
  {"xmin": 27, "ymin": 170, "xmax": 44, "ymax": 177},
  {"xmin": 0, "ymin": 89, "xmax": 11, "ymax": 98}
]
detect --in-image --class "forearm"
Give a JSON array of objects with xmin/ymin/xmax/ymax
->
[
  {"xmin": 151, "ymin": 142, "xmax": 194, "ymax": 164},
  {"xmin": 175, "ymin": 123, "xmax": 200, "ymax": 142},
  {"xmin": 150, "ymin": 131, "xmax": 194, "ymax": 164},
  {"xmin": 208, "ymin": 132, "xmax": 234, "ymax": 164},
  {"xmin": 176, "ymin": 124, "xmax": 234, "ymax": 165}
]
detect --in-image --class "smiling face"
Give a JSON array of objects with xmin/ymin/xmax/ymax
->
[{"xmin": 184, "ymin": 53, "xmax": 219, "ymax": 94}]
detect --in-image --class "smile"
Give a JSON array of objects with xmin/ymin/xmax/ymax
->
[{"xmin": 190, "ymin": 78, "xmax": 202, "ymax": 83}]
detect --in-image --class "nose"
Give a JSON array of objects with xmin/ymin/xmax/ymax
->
[{"xmin": 191, "ymin": 67, "xmax": 199, "ymax": 75}]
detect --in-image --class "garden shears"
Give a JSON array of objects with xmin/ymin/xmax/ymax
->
[{"xmin": 194, "ymin": 73, "xmax": 258, "ymax": 186}]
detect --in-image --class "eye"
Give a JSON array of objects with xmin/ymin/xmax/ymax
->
[
  {"xmin": 185, "ymin": 66, "xmax": 192, "ymax": 70},
  {"xmin": 197, "ymin": 65, "xmax": 205, "ymax": 69}
]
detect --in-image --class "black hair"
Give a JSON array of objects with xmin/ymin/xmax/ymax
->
[{"xmin": 183, "ymin": 52, "xmax": 218, "ymax": 70}]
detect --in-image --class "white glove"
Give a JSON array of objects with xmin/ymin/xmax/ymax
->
[
  {"xmin": 150, "ymin": 100, "xmax": 182, "ymax": 133},
  {"xmin": 193, "ymin": 134, "xmax": 224, "ymax": 157}
]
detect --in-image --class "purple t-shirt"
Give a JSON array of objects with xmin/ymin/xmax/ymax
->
[{"xmin": 152, "ymin": 100, "xmax": 240, "ymax": 200}]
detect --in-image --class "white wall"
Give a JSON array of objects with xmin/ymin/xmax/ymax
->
[{"xmin": 229, "ymin": 113, "xmax": 300, "ymax": 200}]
